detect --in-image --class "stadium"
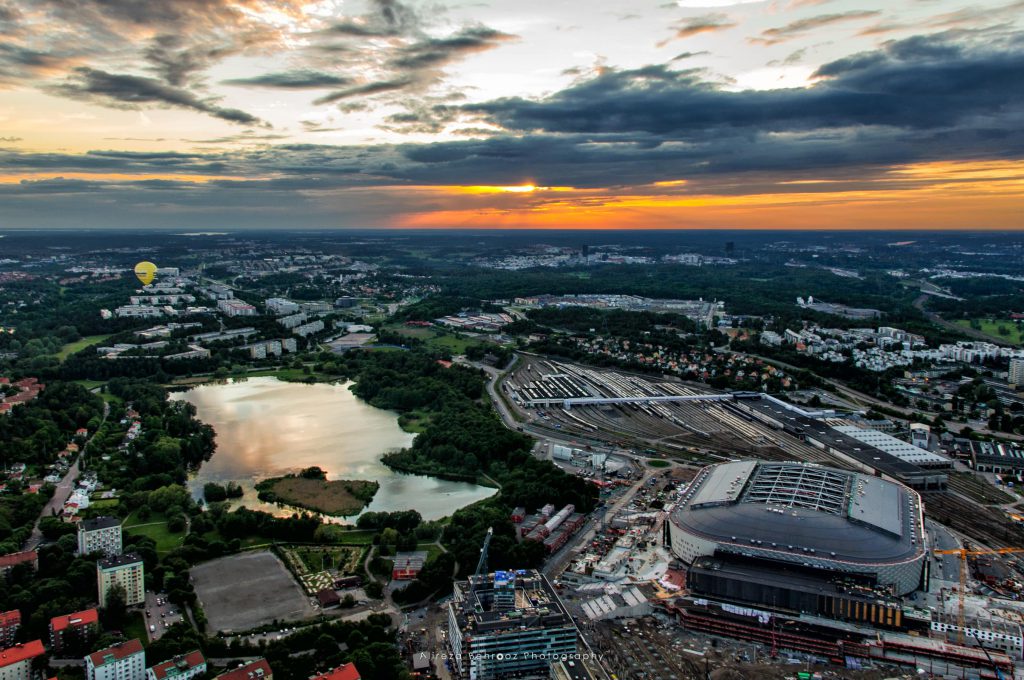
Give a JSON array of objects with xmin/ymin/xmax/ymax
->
[{"xmin": 669, "ymin": 461, "xmax": 927, "ymax": 602}]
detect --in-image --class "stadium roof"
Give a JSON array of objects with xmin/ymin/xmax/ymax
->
[{"xmin": 672, "ymin": 461, "xmax": 923, "ymax": 565}]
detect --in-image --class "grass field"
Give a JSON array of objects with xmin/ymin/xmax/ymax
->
[
  {"xmin": 57, "ymin": 335, "xmax": 112, "ymax": 360},
  {"xmin": 123, "ymin": 511, "xmax": 184, "ymax": 554},
  {"xmin": 955, "ymin": 318, "xmax": 1024, "ymax": 345},
  {"xmin": 398, "ymin": 410, "xmax": 431, "ymax": 433},
  {"xmin": 309, "ymin": 526, "xmax": 378, "ymax": 545},
  {"xmin": 384, "ymin": 324, "xmax": 483, "ymax": 355},
  {"xmin": 124, "ymin": 611, "xmax": 149, "ymax": 646},
  {"xmin": 74, "ymin": 379, "xmax": 107, "ymax": 390},
  {"xmin": 417, "ymin": 543, "xmax": 444, "ymax": 563},
  {"xmin": 260, "ymin": 476, "xmax": 379, "ymax": 516}
]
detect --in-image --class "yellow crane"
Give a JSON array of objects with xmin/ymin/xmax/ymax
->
[{"xmin": 932, "ymin": 546, "xmax": 1024, "ymax": 644}]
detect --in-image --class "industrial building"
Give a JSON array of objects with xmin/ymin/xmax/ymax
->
[
  {"xmin": 734, "ymin": 396, "xmax": 948, "ymax": 490},
  {"xmin": 78, "ymin": 516, "xmax": 122, "ymax": 557},
  {"xmin": 447, "ymin": 570, "xmax": 577, "ymax": 680},
  {"xmin": 519, "ymin": 504, "xmax": 586, "ymax": 553},
  {"xmin": 668, "ymin": 462, "xmax": 928, "ymax": 612}
]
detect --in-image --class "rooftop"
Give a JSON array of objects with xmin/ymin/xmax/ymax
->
[
  {"xmin": 451, "ymin": 569, "xmax": 574, "ymax": 636},
  {"xmin": 51, "ymin": 608, "xmax": 98, "ymax": 632},
  {"xmin": 308, "ymin": 663, "xmax": 360, "ymax": 680},
  {"xmin": 0, "ymin": 641, "xmax": 45, "ymax": 668},
  {"xmin": 0, "ymin": 551, "xmax": 37, "ymax": 569},
  {"xmin": 81, "ymin": 516, "xmax": 121, "ymax": 532},
  {"xmin": 98, "ymin": 552, "xmax": 142, "ymax": 569},
  {"xmin": 87, "ymin": 639, "xmax": 144, "ymax": 667},
  {"xmin": 671, "ymin": 461, "xmax": 923, "ymax": 564},
  {"xmin": 216, "ymin": 659, "xmax": 272, "ymax": 680},
  {"xmin": 148, "ymin": 650, "xmax": 206, "ymax": 680}
]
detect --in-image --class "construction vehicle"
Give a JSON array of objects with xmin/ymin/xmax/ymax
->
[{"xmin": 932, "ymin": 546, "xmax": 1024, "ymax": 644}]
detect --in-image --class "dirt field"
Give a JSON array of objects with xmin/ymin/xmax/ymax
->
[{"xmin": 190, "ymin": 550, "xmax": 317, "ymax": 633}]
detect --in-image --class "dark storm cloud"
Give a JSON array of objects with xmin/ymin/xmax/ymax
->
[
  {"xmin": 54, "ymin": 68, "xmax": 266, "ymax": 125},
  {"xmin": 314, "ymin": 78, "xmax": 415, "ymax": 105},
  {"xmin": 388, "ymin": 27, "xmax": 516, "ymax": 71},
  {"xmin": 223, "ymin": 70, "xmax": 353, "ymax": 89},
  {"xmin": 753, "ymin": 10, "xmax": 881, "ymax": 45},
  {"xmin": 466, "ymin": 36, "xmax": 1024, "ymax": 137},
  {"xmin": 2, "ymin": 33, "xmax": 1023, "ymax": 209},
  {"xmin": 0, "ymin": 0, "xmax": 299, "ymax": 122}
]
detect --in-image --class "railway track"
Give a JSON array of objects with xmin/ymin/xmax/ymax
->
[{"xmin": 923, "ymin": 492, "xmax": 1024, "ymax": 549}]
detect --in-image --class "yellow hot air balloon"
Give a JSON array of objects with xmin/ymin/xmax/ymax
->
[{"xmin": 134, "ymin": 261, "xmax": 157, "ymax": 286}]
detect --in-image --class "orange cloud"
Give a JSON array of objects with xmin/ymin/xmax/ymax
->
[{"xmin": 389, "ymin": 160, "xmax": 1024, "ymax": 230}]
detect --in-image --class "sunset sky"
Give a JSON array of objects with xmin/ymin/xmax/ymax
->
[{"xmin": 1, "ymin": 0, "xmax": 1022, "ymax": 230}]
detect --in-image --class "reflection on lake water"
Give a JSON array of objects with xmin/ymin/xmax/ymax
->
[{"xmin": 170, "ymin": 377, "xmax": 495, "ymax": 521}]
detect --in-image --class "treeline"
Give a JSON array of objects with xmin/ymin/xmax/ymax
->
[
  {"xmin": 89, "ymin": 379, "xmax": 217, "ymax": 490},
  {"xmin": 0, "ymin": 381, "xmax": 104, "ymax": 468},
  {"xmin": 393, "ymin": 295, "xmax": 502, "ymax": 321},
  {"xmin": 344, "ymin": 350, "xmax": 484, "ymax": 410},
  {"xmin": 337, "ymin": 347, "xmax": 597, "ymax": 599}
]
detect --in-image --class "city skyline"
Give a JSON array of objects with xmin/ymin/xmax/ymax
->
[{"xmin": 1, "ymin": 0, "xmax": 1022, "ymax": 230}]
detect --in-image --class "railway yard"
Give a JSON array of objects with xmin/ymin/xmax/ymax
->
[
  {"xmin": 507, "ymin": 356, "xmax": 869, "ymax": 466},
  {"xmin": 497, "ymin": 353, "xmax": 1024, "ymax": 679}
]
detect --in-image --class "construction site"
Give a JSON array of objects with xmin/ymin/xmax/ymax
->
[{"xmin": 501, "ymin": 355, "xmax": 1024, "ymax": 679}]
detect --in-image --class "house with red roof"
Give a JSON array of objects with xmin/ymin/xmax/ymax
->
[
  {"xmin": 0, "ymin": 640, "xmax": 46, "ymax": 680},
  {"xmin": 49, "ymin": 608, "xmax": 98, "ymax": 655},
  {"xmin": 86, "ymin": 639, "xmax": 145, "ymax": 680},
  {"xmin": 308, "ymin": 664, "xmax": 360, "ymax": 680},
  {"xmin": 215, "ymin": 659, "xmax": 271, "ymax": 680},
  {"xmin": 145, "ymin": 650, "xmax": 206, "ymax": 680},
  {"xmin": 0, "ymin": 551, "xmax": 37, "ymax": 574}
]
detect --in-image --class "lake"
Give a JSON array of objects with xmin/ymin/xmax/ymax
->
[{"xmin": 170, "ymin": 376, "xmax": 496, "ymax": 521}]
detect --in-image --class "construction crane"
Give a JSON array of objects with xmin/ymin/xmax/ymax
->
[
  {"xmin": 932, "ymin": 546, "xmax": 1024, "ymax": 645},
  {"xmin": 475, "ymin": 526, "xmax": 494, "ymax": 578}
]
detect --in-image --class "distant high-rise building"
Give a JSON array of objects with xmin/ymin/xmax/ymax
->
[
  {"xmin": 1010, "ymin": 358, "xmax": 1024, "ymax": 387},
  {"xmin": 96, "ymin": 554, "xmax": 145, "ymax": 606},
  {"xmin": 582, "ymin": 244, "xmax": 590, "ymax": 258},
  {"xmin": 78, "ymin": 517, "xmax": 122, "ymax": 557}
]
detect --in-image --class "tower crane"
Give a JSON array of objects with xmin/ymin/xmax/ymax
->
[
  {"xmin": 475, "ymin": 526, "xmax": 494, "ymax": 578},
  {"xmin": 932, "ymin": 546, "xmax": 1024, "ymax": 645}
]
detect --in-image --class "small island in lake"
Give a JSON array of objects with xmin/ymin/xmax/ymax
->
[{"xmin": 256, "ymin": 466, "xmax": 380, "ymax": 516}]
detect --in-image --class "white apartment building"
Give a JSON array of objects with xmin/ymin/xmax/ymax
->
[{"xmin": 86, "ymin": 640, "xmax": 145, "ymax": 680}]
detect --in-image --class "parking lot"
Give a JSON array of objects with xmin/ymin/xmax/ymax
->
[
  {"xmin": 144, "ymin": 590, "xmax": 185, "ymax": 642},
  {"xmin": 190, "ymin": 550, "xmax": 317, "ymax": 633}
]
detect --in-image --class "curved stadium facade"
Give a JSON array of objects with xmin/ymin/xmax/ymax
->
[{"xmin": 668, "ymin": 461, "xmax": 927, "ymax": 595}]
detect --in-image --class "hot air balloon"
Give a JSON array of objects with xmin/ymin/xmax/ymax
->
[{"xmin": 134, "ymin": 261, "xmax": 158, "ymax": 286}]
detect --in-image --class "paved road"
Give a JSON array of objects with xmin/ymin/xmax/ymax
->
[
  {"xmin": 23, "ymin": 457, "xmax": 81, "ymax": 551},
  {"xmin": 24, "ymin": 401, "xmax": 109, "ymax": 551},
  {"xmin": 913, "ymin": 293, "xmax": 1015, "ymax": 347}
]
